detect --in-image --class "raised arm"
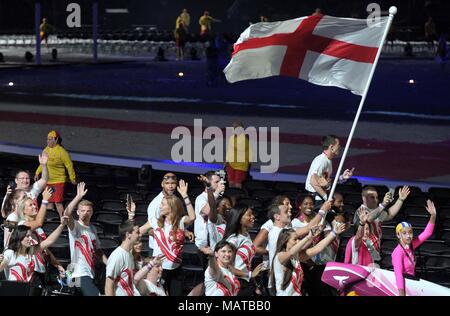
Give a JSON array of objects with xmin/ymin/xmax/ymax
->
[
  {"xmin": 229, "ymin": 262, "xmax": 264, "ymax": 280},
  {"xmin": 64, "ymin": 182, "xmax": 88, "ymax": 231},
  {"xmin": 35, "ymin": 151, "xmax": 49, "ymax": 190},
  {"xmin": 39, "ymin": 216, "xmax": 68, "ymax": 250},
  {"xmin": 366, "ymin": 190, "xmax": 396, "ymax": 223},
  {"xmin": 295, "ymin": 200, "xmax": 333, "ymax": 237},
  {"xmin": 207, "ymin": 255, "xmax": 222, "ymax": 280},
  {"xmin": 300, "ymin": 223, "xmax": 346, "ymax": 261},
  {"xmin": 278, "ymin": 226, "xmax": 321, "ymax": 265},
  {"xmin": 412, "ymin": 200, "xmax": 436, "ymax": 249},
  {"xmin": 24, "ymin": 187, "xmax": 52, "ymax": 231},
  {"xmin": 353, "ymin": 209, "xmax": 368, "ymax": 249},
  {"xmin": 384, "ymin": 186, "xmax": 411, "ymax": 222},
  {"xmin": 134, "ymin": 256, "xmax": 164, "ymax": 283},
  {"xmin": 178, "ymin": 180, "xmax": 196, "ymax": 226},
  {"xmin": 125, "ymin": 197, "xmax": 151, "ymax": 237},
  {"xmin": 1, "ymin": 186, "xmax": 13, "ymax": 218},
  {"xmin": 339, "ymin": 168, "xmax": 354, "ymax": 183}
]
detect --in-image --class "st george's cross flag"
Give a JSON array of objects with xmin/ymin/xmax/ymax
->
[{"xmin": 224, "ymin": 14, "xmax": 389, "ymax": 95}]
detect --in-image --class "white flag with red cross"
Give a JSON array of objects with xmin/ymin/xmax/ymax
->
[{"xmin": 224, "ymin": 14, "xmax": 389, "ymax": 96}]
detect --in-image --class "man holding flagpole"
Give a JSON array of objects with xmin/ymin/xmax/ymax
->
[
  {"xmin": 224, "ymin": 6, "xmax": 398, "ymax": 207},
  {"xmin": 305, "ymin": 135, "xmax": 354, "ymax": 208}
]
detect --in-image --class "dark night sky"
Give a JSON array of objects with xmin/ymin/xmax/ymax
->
[{"xmin": 0, "ymin": 0, "xmax": 448, "ymax": 34}]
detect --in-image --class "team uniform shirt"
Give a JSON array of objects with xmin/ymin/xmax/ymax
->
[
  {"xmin": 305, "ymin": 153, "xmax": 332, "ymax": 198},
  {"xmin": 314, "ymin": 236, "xmax": 340, "ymax": 264},
  {"xmin": 142, "ymin": 279, "xmax": 166, "ymax": 296},
  {"xmin": 68, "ymin": 221, "xmax": 101, "ymax": 279},
  {"xmin": 207, "ymin": 214, "xmax": 226, "ymax": 251},
  {"xmin": 291, "ymin": 213, "xmax": 330, "ymax": 240},
  {"xmin": 344, "ymin": 235, "xmax": 381, "ymax": 266},
  {"xmin": 267, "ymin": 226, "xmax": 284, "ymax": 270},
  {"xmin": 106, "ymin": 246, "xmax": 140, "ymax": 296},
  {"xmin": 291, "ymin": 214, "xmax": 335, "ymax": 264},
  {"xmin": 205, "ymin": 265, "xmax": 240, "ymax": 296},
  {"xmin": 151, "ymin": 216, "xmax": 187, "ymax": 270},
  {"xmin": 147, "ymin": 192, "xmax": 164, "ymax": 249},
  {"xmin": 261, "ymin": 219, "xmax": 273, "ymax": 232},
  {"xmin": 273, "ymin": 255, "xmax": 304, "ymax": 296},
  {"xmin": 18, "ymin": 220, "xmax": 48, "ymax": 274},
  {"xmin": 226, "ymin": 233, "xmax": 256, "ymax": 282},
  {"xmin": 3, "ymin": 249, "xmax": 35, "ymax": 282},
  {"xmin": 194, "ymin": 192, "xmax": 209, "ymax": 249},
  {"xmin": 27, "ymin": 182, "xmax": 43, "ymax": 201},
  {"xmin": 354, "ymin": 204, "xmax": 384, "ymax": 240}
]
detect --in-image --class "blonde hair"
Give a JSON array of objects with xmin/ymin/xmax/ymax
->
[
  {"xmin": 17, "ymin": 197, "xmax": 34, "ymax": 221},
  {"xmin": 77, "ymin": 199, "xmax": 93, "ymax": 209}
]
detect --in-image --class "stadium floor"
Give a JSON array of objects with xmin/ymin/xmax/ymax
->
[{"xmin": 0, "ymin": 53, "xmax": 449, "ymax": 188}]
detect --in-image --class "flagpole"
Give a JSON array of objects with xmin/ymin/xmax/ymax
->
[{"xmin": 327, "ymin": 7, "xmax": 397, "ymax": 206}]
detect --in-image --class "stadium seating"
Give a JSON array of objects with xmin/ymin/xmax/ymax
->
[{"xmin": 1, "ymin": 152, "xmax": 450, "ymax": 290}]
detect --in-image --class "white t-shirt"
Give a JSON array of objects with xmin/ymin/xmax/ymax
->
[
  {"xmin": 27, "ymin": 182, "xmax": 43, "ymax": 200},
  {"xmin": 273, "ymin": 255, "xmax": 303, "ymax": 296},
  {"xmin": 68, "ymin": 221, "xmax": 101, "ymax": 279},
  {"xmin": 31, "ymin": 227, "xmax": 48, "ymax": 274},
  {"xmin": 106, "ymin": 246, "xmax": 140, "ymax": 296},
  {"xmin": 151, "ymin": 216, "xmax": 187, "ymax": 270},
  {"xmin": 291, "ymin": 218, "xmax": 305, "ymax": 229},
  {"xmin": 194, "ymin": 192, "xmax": 208, "ymax": 249},
  {"xmin": 226, "ymin": 234, "xmax": 256, "ymax": 282},
  {"xmin": 204, "ymin": 265, "xmax": 240, "ymax": 296},
  {"xmin": 207, "ymin": 214, "xmax": 226, "ymax": 251},
  {"xmin": 305, "ymin": 153, "xmax": 332, "ymax": 194},
  {"xmin": 147, "ymin": 192, "xmax": 164, "ymax": 249},
  {"xmin": 267, "ymin": 226, "xmax": 283, "ymax": 270},
  {"xmin": 3, "ymin": 249, "xmax": 34, "ymax": 282},
  {"xmin": 261, "ymin": 219, "xmax": 274, "ymax": 232},
  {"xmin": 142, "ymin": 279, "xmax": 166, "ymax": 296}
]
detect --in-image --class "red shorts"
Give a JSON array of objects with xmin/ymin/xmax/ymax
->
[
  {"xmin": 47, "ymin": 183, "xmax": 65, "ymax": 203},
  {"xmin": 226, "ymin": 165, "xmax": 248, "ymax": 184}
]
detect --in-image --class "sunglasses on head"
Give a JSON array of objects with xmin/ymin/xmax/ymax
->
[{"xmin": 163, "ymin": 175, "xmax": 177, "ymax": 181}]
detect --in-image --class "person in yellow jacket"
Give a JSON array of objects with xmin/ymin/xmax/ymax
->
[
  {"xmin": 176, "ymin": 8, "xmax": 190, "ymax": 33},
  {"xmin": 35, "ymin": 130, "xmax": 76, "ymax": 216},
  {"xmin": 199, "ymin": 11, "xmax": 221, "ymax": 40},
  {"xmin": 225, "ymin": 121, "xmax": 252, "ymax": 188}
]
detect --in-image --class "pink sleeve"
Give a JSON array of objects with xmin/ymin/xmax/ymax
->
[
  {"xmin": 412, "ymin": 222, "xmax": 435, "ymax": 249},
  {"xmin": 392, "ymin": 247, "xmax": 405, "ymax": 291},
  {"xmin": 344, "ymin": 237, "xmax": 353, "ymax": 264}
]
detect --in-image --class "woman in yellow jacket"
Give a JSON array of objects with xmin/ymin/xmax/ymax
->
[{"xmin": 35, "ymin": 130, "xmax": 76, "ymax": 217}]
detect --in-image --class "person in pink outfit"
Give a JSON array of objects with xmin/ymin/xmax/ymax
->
[
  {"xmin": 391, "ymin": 200, "xmax": 436, "ymax": 296},
  {"xmin": 344, "ymin": 208, "xmax": 380, "ymax": 266}
]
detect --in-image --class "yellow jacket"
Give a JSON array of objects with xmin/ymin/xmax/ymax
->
[
  {"xmin": 226, "ymin": 133, "xmax": 252, "ymax": 171},
  {"xmin": 36, "ymin": 144, "xmax": 76, "ymax": 184}
]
